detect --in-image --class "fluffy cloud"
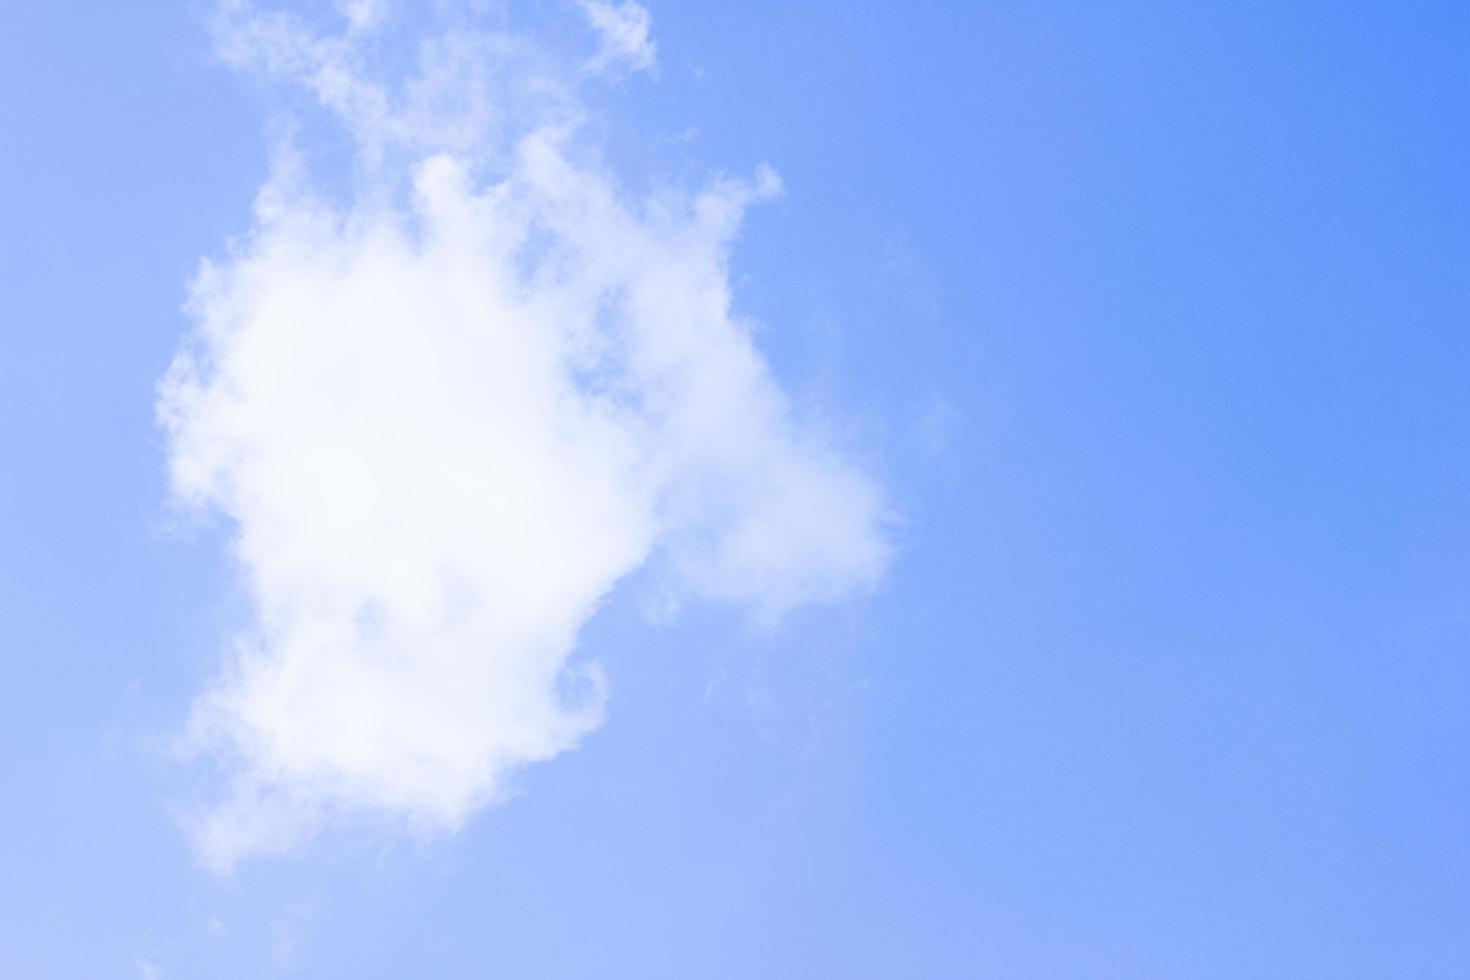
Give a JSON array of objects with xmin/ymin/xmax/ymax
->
[{"xmin": 159, "ymin": 0, "xmax": 888, "ymax": 871}]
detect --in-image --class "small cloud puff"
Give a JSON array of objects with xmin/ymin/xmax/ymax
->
[{"xmin": 579, "ymin": 0, "xmax": 657, "ymax": 76}]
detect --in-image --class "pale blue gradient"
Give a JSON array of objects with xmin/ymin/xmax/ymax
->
[{"xmin": 2, "ymin": 2, "xmax": 1468, "ymax": 977}]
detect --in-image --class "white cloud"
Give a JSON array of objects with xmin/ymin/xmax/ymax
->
[
  {"xmin": 160, "ymin": 0, "xmax": 888, "ymax": 872},
  {"xmin": 578, "ymin": 1, "xmax": 657, "ymax": 76}
]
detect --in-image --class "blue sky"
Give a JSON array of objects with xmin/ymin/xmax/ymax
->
[{"xmin": 2, "ymin": 2, "xmax": 1468, "ymax": 977}]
